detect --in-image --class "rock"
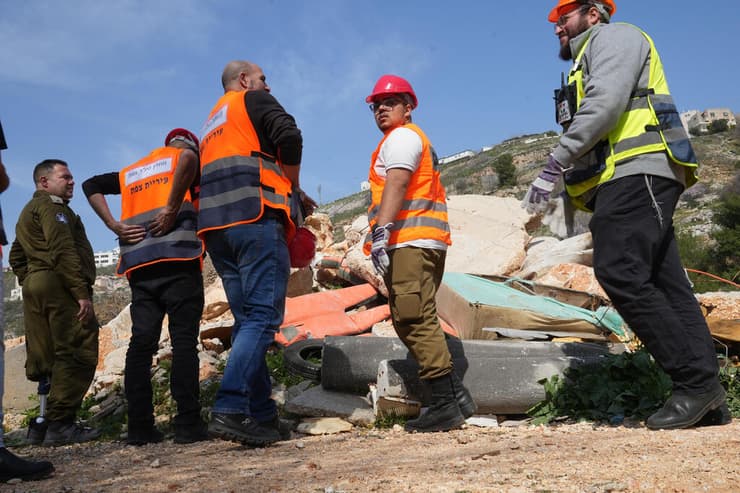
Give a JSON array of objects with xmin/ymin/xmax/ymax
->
[
  {"xmin": 304, "ymin": 213, "xmax": 334, "ymax": 251},
  {"xmin": 444, "ymin": 195, "xmax": 531, "ymax": 276},
  {"xmin": 534, "ymin": 263, "xmax": 608, "ymax": 300},
  {"xmin": 697, "ymin": 291, "xmax": 740, "ymax": 342},
  {"xmin": 287, "ymin": 266, "xmax": 314, "ymax": 297},
  {"xmin": 517, "ymin": 233, "xmax": 593, "ymax": 279},
  {"xmin": 344, "ymin": 244, "xmax": 387, "ymax": 297},
  {"xmin": 201, "ymin": 338, "xmax": 224, "ymax": 353},
  {"xmin": 296, "ymin": 417, "xmax": 353, "ymax": 435}
]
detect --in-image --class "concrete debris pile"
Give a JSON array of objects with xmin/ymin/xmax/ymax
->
[{"xmin": 3, "ymin": 195, "xmax": 738, "ymax": 437}]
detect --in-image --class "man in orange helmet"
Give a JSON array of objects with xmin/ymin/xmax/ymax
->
[
  {"xmin": 83, "ymin": 128, "xmax": 208, "ymax": 445},
  {"xmin": 363, "ymin": 74, "xmax": 475, "ymax": 432},
  {"xmin": 524, "ymin": 0, "xmax": 729, "ymax": 429}
]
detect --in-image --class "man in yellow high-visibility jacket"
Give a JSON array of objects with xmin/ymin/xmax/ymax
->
[{"xmin": 524, "ymin": 0, "xmax": 728, "ymax": 430}]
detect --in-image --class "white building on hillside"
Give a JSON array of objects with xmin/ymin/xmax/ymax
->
[
  {"xmin": 681, "ymin": 107, "xmax": 736, "ymax": 135},
  {"xmin": 439, "ymin": 150, "xmax": 475, "ymax": 165},
  {"xmin": 94, "ymin": 247, "xmax": 120, "ymax": 268}
]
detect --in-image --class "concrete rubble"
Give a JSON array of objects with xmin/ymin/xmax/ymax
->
[{"xmin": 3, "ymin": 195, "xmax": 738, "ymax": 438}]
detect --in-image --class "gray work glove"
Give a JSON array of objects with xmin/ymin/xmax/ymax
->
[
  {"xmin": 522, "ymin": 154, "xmax": 569, "ymax": 214},
  {"xmin": 370, "ymin": 223, "xmax": 393, "ymax": 276}
]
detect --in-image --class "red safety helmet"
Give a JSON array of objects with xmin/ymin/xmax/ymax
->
[
  {"xmin": 366, "ymin": 74, "xmax": 418, "ymax": 109},
  {"xmin": 289, "ymin": 227, "xmax": 317, "ymax": 268},
  {"xmin": 165, "ymin": 128, "xmax": 200, "ymax": 151},
  {"xmin": 548, "ymin": 0, "xmax": 616, "ymax": 22}
]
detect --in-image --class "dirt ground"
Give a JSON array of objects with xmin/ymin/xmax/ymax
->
[{"xmin": 3, "ymin": 418, "xmax": 738, "ymax": 492}]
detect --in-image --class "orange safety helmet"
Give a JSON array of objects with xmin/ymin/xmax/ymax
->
[
  {"xmin": 366, "ymin": 74, "xmax": 418, "ymax": 109},
  {"xmin": 548, "ymin": 0, "xmax": 616, "ymax": 22},
  {"xmin": 164, "ymin": 128, "xmax": 200, "ymax": 151},
  {"xmin": 289, "ymin": 226, "xmax": 317, "ymax": 268}
]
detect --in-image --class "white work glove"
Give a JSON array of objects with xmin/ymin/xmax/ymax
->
[
  {"xmin": 370, "ymin": 223, "xmax": 393, "ymax": 276},
  {"xmin": 522, "ymin": 154, "xmax": 568, "ymax": 214}
]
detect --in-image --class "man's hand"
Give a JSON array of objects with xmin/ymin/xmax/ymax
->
[
  {"xmin": 370, "ymin": 223, "xmax": 393, "ymax": 276},
  {"xmin": 522, "ymin": 154, "xmax": 568, "ymax": 214},
  {"xmin": 111, "ymin": 221, "xmax": 147, "ymax": 244},
  {"xmin": 149, "ymin": 206, "xmax": 177, "ymax": 237},
  {"xmin": 77, "ymin": 299, "xmax": 94, "ymax": 323}
]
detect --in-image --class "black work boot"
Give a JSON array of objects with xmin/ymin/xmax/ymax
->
[
  {"xmin": 405, "ymin": 374, "xmax": 465, "ymax": 433},
  {"xmin": 208, "ymin": 412, "xmax": 280, "ymax": 446},
  {"xmin": 449, "ymin": 371, "xmax": 476, "ymax": 419},
  {"xmin": 259, "ymin": 415, "xmax": 293, "ymax": 441},
  {"xmin": 42, "ymin": 420, "xmax": 101, "ymax": 447},
  {"xmin": 174, "ymin": 420, "xmax": 210, "ymax": 444},
  {"xmin": 0, "ymin": 447, "xmax": 54, "ymax": 482},
  {"xmin": 697, "ymin": 402, "xmax": 732, "ymax": 427},
  {"xmin": 646, "ymin": 384, "xmax": 727, "ymax": 430},
  {"xmin": 26, "ymin": 418, "xmax": 48, "ymax": 446},
  {"xmin": 126, "ymin": 426, "xmax": 165, "ymax": 446}
]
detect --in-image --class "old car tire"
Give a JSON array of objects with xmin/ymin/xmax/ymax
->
[{"xmin": 283, "ymin": 339, "xmax": 323, "ymax": 381}]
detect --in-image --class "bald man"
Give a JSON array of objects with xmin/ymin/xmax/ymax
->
[{"xmin": 198, "ymin": 61, "xmax": 315, "ymax": 446}]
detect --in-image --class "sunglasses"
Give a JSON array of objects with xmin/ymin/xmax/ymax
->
[{"xmin": 369, "ymin": 97, "xmax": 407, "ymax": 113}]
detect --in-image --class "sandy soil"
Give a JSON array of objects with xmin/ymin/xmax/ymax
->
[{"xmin": 4, "ymin": 419, "xmax": 738, "ymax": 492}]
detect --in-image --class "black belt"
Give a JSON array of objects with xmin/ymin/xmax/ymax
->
[{"xmin": 262, "ymin": 208, "xmax": 286, "ymax": 225}]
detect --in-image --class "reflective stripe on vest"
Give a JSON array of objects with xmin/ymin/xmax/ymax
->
[
  {"xmin": 362, "ymin": 123, "xmax": 451, "ymax": 255},
  {"xmin": 198, "ymin": 90, "xmax": 295, "ymax": 241},
  {"xmin": 117, "ymin": 147, "xmax": 203, "ymax": 276},
  {"xmin": 564, "ymin": 24, "xmax": 698, "ymax": 207}
]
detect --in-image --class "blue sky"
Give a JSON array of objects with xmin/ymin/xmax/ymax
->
[{"xmin": 1, "ymin": 0, "xmax": 738, "ymax": 255}]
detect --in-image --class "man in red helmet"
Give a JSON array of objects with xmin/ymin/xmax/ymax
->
[
  {"xmin": 524, "ymin": 0, "xmax": 728, "ymax": 429},
  {"xmin": 82, "ymin": 128, "xmax": 209, "ymax": 445},
  {"xmin": 363, "ymin": 74, "xmax": 475, "ymax": 432}
]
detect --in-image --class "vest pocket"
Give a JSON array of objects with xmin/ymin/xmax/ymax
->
[
  {"xmin": 647, "ymin": 94, "xmax": 697, "ymax": 165},
  {"xmin": 564, "ymin": 140, "xmax": 608, "ymax": 185}
]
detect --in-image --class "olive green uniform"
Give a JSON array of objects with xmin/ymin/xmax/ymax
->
[{"xmin": 9, "ymin": 191, "xmax": 98, "ymax": 423}]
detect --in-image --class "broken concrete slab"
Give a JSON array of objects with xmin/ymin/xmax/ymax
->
[
  {"xmin": 284, "ymin": 384, "xmax": 375, "ymax": 426},
  {"xmin": 444, "ymin": 195, "xmax": 531, "ymax": 276}
]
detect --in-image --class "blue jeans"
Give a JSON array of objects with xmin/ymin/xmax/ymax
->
[{"xmin": 205, "ymin": 218, "xmax": 289, "ymax": 421}]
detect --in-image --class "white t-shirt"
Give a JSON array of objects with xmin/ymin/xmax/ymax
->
[
  {"xmin": 373, "ymin": 127, "xmax": 422, "ymax": 176},
  {"xmin": 373, "ymin": 126, "xmax": 447, "ymax": 252}
]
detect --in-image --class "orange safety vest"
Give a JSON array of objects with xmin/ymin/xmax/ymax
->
[
  {"xmin": 117, "ymin": 146, "xmax": 203, "ymax": 276},
  {"xmin": 198, "ymin": 90, "xmax": 295, "ymax": 242},
  {"xmin": 363, "ymin": 123, "xmax": 451, "ymax": 255}
]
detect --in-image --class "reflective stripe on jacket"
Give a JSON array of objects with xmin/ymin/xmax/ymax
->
[
  {"xmin": 362, "ymin": 123, "xmax": 451, "ymax": 255},
  {"xmin": 117, "ymin": 146, "xmax": 203, "ymax": 276},
  {"xmin": 198, "ymin": 90, "xmax": 295, "ymax": 241},
  {"xmin": 565, "ymin": 23, "xmax": 698, "ymax": 208}
]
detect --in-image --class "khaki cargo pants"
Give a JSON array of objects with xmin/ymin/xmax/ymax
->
[
  {"xmin": 22, "ymin": 270, "xmax": 98, "ymax": 422},
  {"xmin": 386, "ymin": 247, "xmax": 452, "ymax": 380}
]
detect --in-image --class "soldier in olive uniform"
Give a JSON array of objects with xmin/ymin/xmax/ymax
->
[{"xmin": 9, "ymin": 159, "xmax": 100, "ymax": 446}]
